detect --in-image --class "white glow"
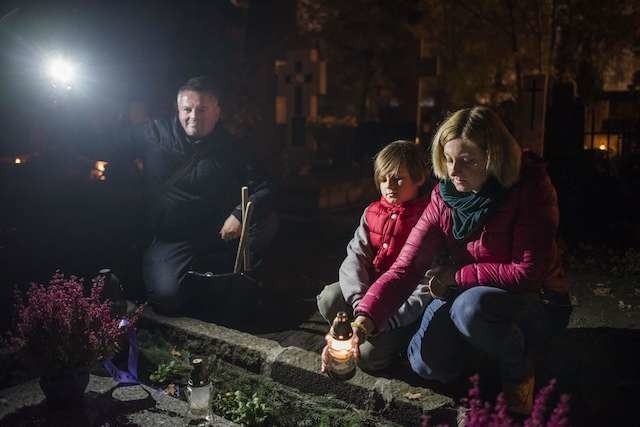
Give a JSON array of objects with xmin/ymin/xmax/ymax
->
[
  {"xmin": 598, "ymin": 144, "xmax": 607, "ymax": 151},
  {"xmin": 329, "ymin": 338, "xmax": 352, "ymax": 351},
  {"xmin": 47, "ymin": 57, "xmax": 75, "ymax": 88}
]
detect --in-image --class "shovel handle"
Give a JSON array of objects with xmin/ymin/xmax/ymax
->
[
  {"xmin": 241, "ymin": 186, "xmax": 250, "ymax": 269},
  {"xmin": 234, "ymin": 201, "xmax": 254, "ymax": 273}
]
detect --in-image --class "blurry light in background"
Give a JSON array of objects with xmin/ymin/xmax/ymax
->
[
  {"xmin": 598, "ymin": 144, "xmax": 607, "ymax": 151},
  {"xmin": 91, "ymin": 160, "xmax": 109, "ymax": 181},
  {"xmin": 46, "ymin": 56, "xmax": 76, "ymax": 89},
  {"xmin": 14, "ymin": 157, "xmax": 22, "ymax": 165}
]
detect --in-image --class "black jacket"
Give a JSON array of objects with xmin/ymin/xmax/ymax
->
[{"xmin": 117, "ymin": 117, "xmax": 273, "ymax": 241}]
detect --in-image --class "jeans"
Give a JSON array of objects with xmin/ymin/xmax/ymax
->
[
  {"xmin": 143, "ymin": 213, "xmax": 278, "ymax": 315},
  {"xmin": 408, "ymin": 286, "xmax": 571, "ymax": 384}
]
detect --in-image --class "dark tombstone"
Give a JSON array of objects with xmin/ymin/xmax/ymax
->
[
  {"xmin": 518, "ymin": 74, "xmax": 548, "ymax": 156},
  {"xmin": 545, "ymin": 81, "xmax": 584, "ymax": 160},
  {"xmin": 275, "ymin": 49, "xmax": 326, "ymax": 175}
]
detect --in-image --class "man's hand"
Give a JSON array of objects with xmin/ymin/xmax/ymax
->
[
  {"xmin": 219, "ymin": 215, "xmax": 242, "ymax": 241},
  {"xmin": 425, "ymin": 266, "xmax": 456, "ymax": 299}
]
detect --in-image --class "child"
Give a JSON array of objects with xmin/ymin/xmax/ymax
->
[{"xmin": 317, "ymin": 140, "xmax": 432, "ymax": 372}]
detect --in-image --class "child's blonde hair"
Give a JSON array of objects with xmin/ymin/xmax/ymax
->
[
  {"xmin": 431, "ymin": 106, "xmax": 522, "ymax": 188},
  {"xmin": 373, "ymin": 140, "xmax": 429, "ymax": 186}
]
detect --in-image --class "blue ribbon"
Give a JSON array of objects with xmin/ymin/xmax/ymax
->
[{"xmin": 102, "ymin": 319, "xmax": 139, "ymax": 385}]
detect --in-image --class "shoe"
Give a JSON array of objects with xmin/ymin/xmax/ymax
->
[{"xmin": 502, "ymin": 373, "xmax": 534, "ymax": 416}]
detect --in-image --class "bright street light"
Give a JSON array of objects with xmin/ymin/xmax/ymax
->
[{"xmin": 46, "ymin": 56, "xmax": 76, "ymax": 89}]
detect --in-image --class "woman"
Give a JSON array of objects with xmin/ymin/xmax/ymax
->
[{"xmin": 350, "ymin": 106, "xmax": 571, "ymax": 415}]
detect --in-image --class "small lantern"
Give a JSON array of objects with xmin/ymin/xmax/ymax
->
[
  {"xmin": 185, "ymin": 357, "xmax": 213, "ymax": 426},
  {"xmin": 327, "ymin": 311, "xmax": 356, "ymax": 380}
]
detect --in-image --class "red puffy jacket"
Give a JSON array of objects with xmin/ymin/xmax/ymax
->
[
  {"xmin": 356, "ymin": 152, "xmax": 568, "ymax": 329},
  {"xmin": 366, "ymin": 196, "xmax": 430, "ymax": 276}
]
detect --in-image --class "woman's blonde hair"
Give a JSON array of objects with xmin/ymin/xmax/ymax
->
[
  {"xmin": 431, "ymin": 106, "xmax": 522, "ymax": 188},
  {"xmin": 374, "ymin": 140, "xmax": 429, "ymax": 186}
]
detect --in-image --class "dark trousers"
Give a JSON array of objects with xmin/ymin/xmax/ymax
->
[
  {"xmin": 143, "ymin": 213, "xmax": 278, "ymax": 315},
  {"xmin": 408, "ymin": 286, "xmax": 571, "ymax": 384}
]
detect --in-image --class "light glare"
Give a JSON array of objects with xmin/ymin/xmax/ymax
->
[{"xmin": 47, "ymin": 57, "xmax": 75, "ymax": 88}]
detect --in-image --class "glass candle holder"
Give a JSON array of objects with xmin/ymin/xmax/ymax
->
[
  {"xmin": 327, "ymin": 312, "xmax": 356, "ymax": 380},
  {"xmin": 184, "ymin": 357, "xmax": 213, "ymax": 426}
]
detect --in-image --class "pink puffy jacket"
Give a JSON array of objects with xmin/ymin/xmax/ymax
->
[{"xmin": 356, "ymin": 152, "xmax": 568, "ymax": 329}]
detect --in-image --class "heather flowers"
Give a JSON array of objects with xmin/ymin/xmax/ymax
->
[
  {"xmin": 460, "ymin": 375, "xmax": 570, "ymax": 427},
  {"xmin": 7, "ymin": 271, "xmax": 141, "ymax": 374},
  {"xmin": 420, "ymin": 374, "xmax": 571, "ymax": 427}
]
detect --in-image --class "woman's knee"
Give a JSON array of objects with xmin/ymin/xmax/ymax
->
[{"xmin": 450, "ymin": 287, "xmax": 509, "ymax": 333}]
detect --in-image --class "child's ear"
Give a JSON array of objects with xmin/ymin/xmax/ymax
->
[{"xmin": 416, "ymin": 175, "xmax": 426, "ymax": 186}]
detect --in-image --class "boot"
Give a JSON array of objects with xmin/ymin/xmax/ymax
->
[{"xmin": 502, "ymin": 372, "xmax": 534, "ymax": 416}]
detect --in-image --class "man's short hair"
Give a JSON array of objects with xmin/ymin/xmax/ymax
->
[
  {"xmin": 177, "ymin": 76, "xmax": 221, "ymax": 101},
  {"xmin": 373, "ymin": 140, "xmax": 429, "ymax": 186}
]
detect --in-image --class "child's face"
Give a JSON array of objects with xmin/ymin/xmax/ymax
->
[{"xmin": 379, "ymin": 165, "xmax": 424, "ymax": 204}]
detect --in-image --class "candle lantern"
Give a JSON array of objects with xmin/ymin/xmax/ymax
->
[
  {"xmin": 327, "ymin": 311, "xmax": 356, "ymax": 380},
  {"xmin": 185, "ymin": 357, "xmax": 213, "ymax": 426}
]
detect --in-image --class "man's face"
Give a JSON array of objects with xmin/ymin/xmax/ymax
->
[{"xmin": 177, "ymin": 90, "xmax": 220, "ymax": 139}]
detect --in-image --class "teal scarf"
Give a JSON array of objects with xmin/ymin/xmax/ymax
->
[{"xmin": 440, "ymin": 177, "xmax": 508, "ymax": 240}]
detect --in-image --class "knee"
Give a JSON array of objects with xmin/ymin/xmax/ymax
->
[
  {"xmin": 450, "ymin": 287, "xmax": 493, "ymax": 330},
  {"xmin": 316, "ymin": 282, "xmax": 346, "ymax": 322}
]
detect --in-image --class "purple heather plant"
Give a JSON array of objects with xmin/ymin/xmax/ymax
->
[
  {"xmin": 6, "ymin": 271, "xmax": 142, "ymax": 375},
  {"xmin": 421, "ymin": 374, "xmax": 571, "ymax": 427}
]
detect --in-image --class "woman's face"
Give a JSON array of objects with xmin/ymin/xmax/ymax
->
[{"xmin": 443, "ymin": 138, "xmax": 489, "ymax": 193}]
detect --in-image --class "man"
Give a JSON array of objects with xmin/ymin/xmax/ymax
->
[{"xmin": 117, "ymin": 76, "xmax": 277, "ymax": 315}]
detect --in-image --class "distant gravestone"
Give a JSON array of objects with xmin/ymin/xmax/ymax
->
[
  {"xmin": 519, "ymin": 74, "xmax": 548, "ymax": 155},
  {"xmin": 416, "ymin": 38, "xmax": 440, "ymax": 144},
  {"xmin": 275, "ymin": 48, "xmax": 327, "ymax": 175},
  {"xmin": 275, "ymin": 49, "xmax": 326, "ymax": 145}
]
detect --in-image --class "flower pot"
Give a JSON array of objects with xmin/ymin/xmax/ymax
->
[{"xmin": 39, "ymin": 368, "xmax": 90, "ymax": 410}]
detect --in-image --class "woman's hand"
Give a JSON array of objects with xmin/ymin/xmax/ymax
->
[{"xmin": 425, "ymin": 266, "xmax": 457, "ymax": 298}]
